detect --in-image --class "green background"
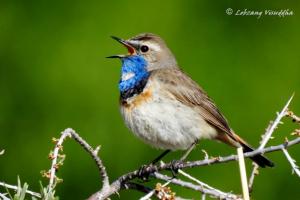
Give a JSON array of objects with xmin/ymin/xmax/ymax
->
[{"xmin": 1, "ymin": 1, "xmax": 300, "ymax": 199}]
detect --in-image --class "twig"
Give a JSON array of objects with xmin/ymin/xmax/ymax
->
[
  {"xmin": 201, "ymin": 149, "xmax": 209, "ymax": 160},
  {"xmin": 46, "ymin": 128, "xmax": 109, "ymax": 197},
  {"xmin": 249, "ymin": 121, "xmax": 275, "ymax": 191},
  {"xmin": 89, "ymin": 137, "xmax": 300, "ymax": 200},
  {"xmin": 0, "ymin": 193, "xmax": 10, "ymax": 200},
  {"xmin": 1, "ymin": 96, "xmax": 299, "ymax": 200},
  {"xmin": 178, "ymin": 169, "xmax": 232, "ymax": 198},
  {"xmin": 250, "ymin": 101, "xmax": 300, "ymax": 190},
  {"xmin": 248, "ymin": 163, "xmax": 259, "ymax": 192},
  {"xmin": 169, "ymin": 137, "xmax": 300, "ymax": 169},
  {"xmin": 258, "ymin": 94, "xmax": 293, "ymax": 150},
  {"xmin": 249, "ymin": 95, "xmax": 294, "ymax": 191},
  {"xmin": 282, "ymin": 148, "xmax": 300, "ymax": 177},
  {"xmin": 0, "ymin": 181, "xmax": 41, "ymax": 198},
  {"xmin": 237, "ymin": 147, "xmax": 249, "ymax": 200},
  {"xmin": 153, "ymin": 172, "xmax": 241, "ymax": 200},
  {"xmin": 139, "ymin": 160, "xmax": 238, "ymax": 200},
  {"xmin": 47, "ymin": 129, "xmax": 72, "ymax": 192},
  {"xmin": 67, "ymin": 129, "xmax": 110, "ymax": 190},
  {"xmin": 286, "ymin": 110, "xmax": 300, "ymax": 124}
]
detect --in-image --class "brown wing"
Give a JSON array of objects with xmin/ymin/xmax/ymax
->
[
  {"xmin": 150, "ymin": 68, "xmax": 232, "ymax": 135},
  {"xmin": 150, "ymin": 68, "xmax": 274, "ymax": 167}
]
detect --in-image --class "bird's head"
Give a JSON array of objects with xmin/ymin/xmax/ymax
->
[{"xmin": 108, "ymin": 33, "xmax": 177, "ymax": 71}]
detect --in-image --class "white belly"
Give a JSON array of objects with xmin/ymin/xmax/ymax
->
[{"xmin": 120, "ymin": 85, "xmax": 218, "ymax": 150}]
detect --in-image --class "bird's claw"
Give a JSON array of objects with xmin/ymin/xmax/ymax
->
[
  {"xmin": 137, "ymin": 164, "xmax": 155, "ymax": 181},
  {"xmin": 170, "ymin": 160, "xmax": 182, "ymax": 177}
]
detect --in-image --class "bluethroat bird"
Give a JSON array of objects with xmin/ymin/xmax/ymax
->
[{"xmin": 108, "ymin": 33, "xmax": 274, "ymax": 168}]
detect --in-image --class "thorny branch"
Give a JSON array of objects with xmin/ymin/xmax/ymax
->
[
  {"xmin": 88, "ymin": 137, "xmax": 300, "ymax": 200},
  {"xmin": 47, "ymin": 130, "xmax": 71, "ymax": 193},
  {"xmin": 258, "ymin": 95, "xmax": 294, "ymax": 150},
  {"xmin": 249, "ymin": 95, "xmax": 300, "ymax": 192},
  {"xmin": 89, "ymin": 95, "xmax": 300, "ymax": 200},
  {"xmin": 68, "ymin": 129, "xmax": 110, "ymax": 190},
  {"xmin": 248, "ymin": 162, "xmax": 259, "ymax": 193},
  {"xmin": 154, "ymin": 172, "xmax": 241, "ymax": 200},
  {"xmin": 177, "ymin": 169, "xmax": 241, "ymax": 200},
  {"xmin": 0, "ymin": 181, "xmax": 41, "ymax": 198},
  {"xmin": 0, "ymin": 193, "xmax": 9, "ymax": 200},
  {"xmin": 1, "ymin": 96, "xmax": 299, "ymax": 200},
  {"xmin": 45, "ymin": 128, "xmax": 109, "ymax": 196},
  {"xmin": 282, "ymin": 148, "xmax": 300, "ymax": 177}
]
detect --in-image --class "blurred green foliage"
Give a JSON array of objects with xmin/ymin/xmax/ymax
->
[{"xmin": 0, "ymin": 1, "xmax": 299, "ymax": 199}]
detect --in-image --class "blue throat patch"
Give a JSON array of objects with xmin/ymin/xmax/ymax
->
[{"xmin": 119, "ymin": 55, "xmax": 149, "ymax": 93}]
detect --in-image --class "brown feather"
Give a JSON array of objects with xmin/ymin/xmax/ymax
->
[
  {"xmin": 150, "ymin": 68, "xmax": 274, "ymax": 167},
  {"xmin": 151, "ymin": 68, "xmax": 232, "ymax": 134}
]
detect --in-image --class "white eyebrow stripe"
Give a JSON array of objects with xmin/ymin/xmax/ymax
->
[
  {"xmin": 128, "ymin": 40, "xmax": 161, "ymax": 52},
  {"xmin": 146, "ymin": 42, "xmax": 161, "ymax": 51}
]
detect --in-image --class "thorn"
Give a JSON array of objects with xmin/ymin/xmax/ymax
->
[
  {"xmin": 41, "ymin": 171, "xmax": 51, "ymax": 179},
  {"xmin": 201, "ymin": 149, "xmax": 209, "ymax": 160},
  {"xmin": 54, "ymin": 164, "xmax": 60, "ymax": 169},
  {"xmin": 286, "ymin": 110, "xmax": 292, "ymax": 116},
  {"xmin": 58, "ymin": 154, "xmax": 66, "ymax": 158},
  {"xmin": 94, "ymin": 145, "xmax": 101, "ymax": 155},
  {"xmin": 48, "ymin": 152, "xmax": 55, "ymax": 160},
  {"xmin": 123, "ymin": 183, "xmax": 129, "ymax": 189},
  {"xmin": 61, "ymin": 128, "xmax": 73, "ymax": 138},
  {"xmin": 52, "ymin": 137, "xmax": 58, "ymax": 143},
  {"xmin": 252, "ymin": 164, "xmax": 260, "ymax": 175},
  {"xmin": 291, "ymin": 129, "xmax": 300, "ymax": 137},
  {"xmin": 56, "ymin": 177, "xmax": 63, "ymax": 184},
  {"xmin": 116, "ymin": 191, "xmax": 120, "ymax": 197},
  {"xmin": 213, "ymin": 156, "xmax": 221, "ymax": 162},
  {"xmin": 56, "ymin": 144, "xmax": 63, "ymax": 151},
  {"xmin": 284, "ymin": 137, "xmax": 289, "ymax": 147}
]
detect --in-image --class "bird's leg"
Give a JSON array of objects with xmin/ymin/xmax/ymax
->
[
  {"xmin": 151, "ymin": 149, "xmax": 171, "ymax": 164},
  {"xmin": 138, "ymin": 141, "xmax": 197, "ymax": 180},
  {"xmin": 180, "ymin": 140, "xmax": 198, "ymax": 161},
  {"xmin": 170, "ymin": 140, "xmax": 198, "ymax": 176},
  {"xmin": 137, "ymin": 149, "xmax": 171, "ymax": 181}
]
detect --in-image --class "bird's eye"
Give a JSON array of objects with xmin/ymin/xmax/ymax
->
[{"xmin": 140, "ymin": 45, "xmax": 149, "ymax": 53}]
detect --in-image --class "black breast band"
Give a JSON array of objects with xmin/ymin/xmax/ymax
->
[{"xmin": 120, "ymin": 76, "xmax": 149, "ymax": 101}]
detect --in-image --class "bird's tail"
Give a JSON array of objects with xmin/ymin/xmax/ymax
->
[
  {"xmin": 217, "ymin": 133, "xmax": 274, "ymax": 168},
  {"xmin": 239, "ymin": 141, "xmax": 274, "ymax": 168}
]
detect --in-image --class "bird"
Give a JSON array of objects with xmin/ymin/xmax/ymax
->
[{"xmin": 107, "ymin": 33, "xmax": 274, "ymax": 168}]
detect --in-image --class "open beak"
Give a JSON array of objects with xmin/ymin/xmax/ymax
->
[{"xmin": 107, "ymin": 36, "xmax": 137, "ymax": 58}]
